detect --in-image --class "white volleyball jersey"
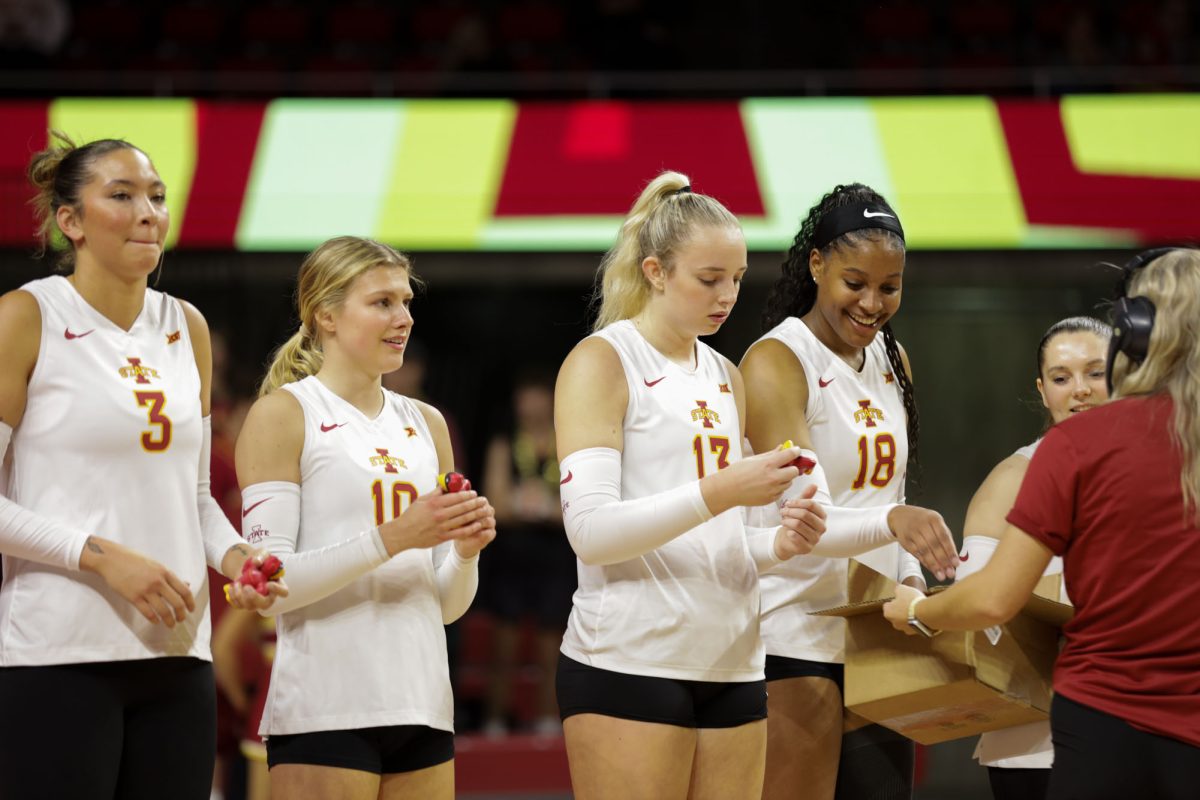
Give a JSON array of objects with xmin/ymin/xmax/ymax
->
[
  {"xmin": 752, "ymin": 317, "xmax": 909, "ymax": 663},
  {"xmin": 560, "ymin": 320, "xmax": 763, "ymax": 682},
  {"xmin": 261, "ymin": 376, "xmax": 454, "ymax": 735},
  {"xmin": 974, "ymin": 439, "xmax": 1063, "ymax": 769},
  {"xmin": 0, "ymin": 276, "xmax": 208, "ymax": 666}
]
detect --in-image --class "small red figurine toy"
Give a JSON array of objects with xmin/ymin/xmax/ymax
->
[
  {"xmin": 437, "ymin": 472, "xmax": 472, "ymax": 493},
  {"xmin": 224, "ymin": 555, "xmax": 285, "ymax": 601},
  {"xmin": 779, "ymin": 440, "xmax": 817, "ymax": 475}
]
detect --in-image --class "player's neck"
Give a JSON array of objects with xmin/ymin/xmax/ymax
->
[
  {"xmin": 630, "ymin": 313, "xmax": 696, "ymax": 369},
  {"xmin": 316, "ymin": 359, "xmax": 385, "ymax": 419},
  {"xmin": 66, "ymin": 264, "xmax": 146, "ymax": 332}
]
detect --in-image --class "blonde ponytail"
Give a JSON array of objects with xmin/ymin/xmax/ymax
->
[
  {"xmin": 258, "ymin": 328, "xmax": 324, "ymax": 397},
  {"xmin": 592, "ymin": 171, "xmax": 740, "ymax": 331}
]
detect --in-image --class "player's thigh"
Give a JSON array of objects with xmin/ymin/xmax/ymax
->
[
  {"xmin": 690, "ymin": 718, "xmax": 768, "ymax": 800},
  {"xmin": 379, "ymin": 759, "xmax": 454, "ymax": 800},
  {"xmin": 764, "ymin": 674, "xmax": 843, "ymax": 800},
  {"xmin": 269, "ymin": 764, "xmax": 380, "ymax": 800},
  {"xmin": 564, "ymin": 713, "xmax": 697, "ymax": 800}
]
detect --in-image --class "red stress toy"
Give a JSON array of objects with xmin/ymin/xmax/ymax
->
[
  {"xmin": 224, "ymin": 555, "xmax": 285, "ymax": 601},
  {"xmin": 779, "ymin": 440, "xmax": 817, "ymax": 475},
  {"xmin": 437, "ymin": 472, "xmax": 472, "ymax": 493}
]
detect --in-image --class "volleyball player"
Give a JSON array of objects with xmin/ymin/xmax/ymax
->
[
  {"xmin": 235, "ymin": 235, "xmax": 496, "ymax": 800},
  {"xmin": 0, "ymin": 133, "xmax": 281, "ymax": 799},
  {"xmin": 554, "ymin": 171, "xmax": 826, "ymax": 799},
  {"xmin": 741, "ymin": 183, "xmax": 958, "ymax": 800}
]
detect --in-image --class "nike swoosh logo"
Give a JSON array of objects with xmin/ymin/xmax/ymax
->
[
  {"xmin": 320, "ymin": 422, "xmax": 346, "ymax": 432},
  {"xmin": 242, "ymin": 498, "xmax": 271, "ymax": 518},
  {"xmin": 863, "ymin": 210, "xmax": 895, "ymax": 219},
  {"xmin": 959, "ymin": 552, "xmax": 969, "ymax": 562},
  {"xmin": 818, "ymin": 377, "xmax": 835, "ymax": 388},
  {"xmin": 560, "ymin": 471, "xmax": 573, "ymax": 485},
  {"xmin": 644, "ymin": 376, "xmax": 666, "ymax": 387},
  {"xmin": 64, "ymin": 328, "xmax": 94, "ymax": 340}
]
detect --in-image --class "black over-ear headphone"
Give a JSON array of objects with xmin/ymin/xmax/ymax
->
[{"xmin": 1107, "ymin": 247, "xmax": 1174, "ymax": 392}]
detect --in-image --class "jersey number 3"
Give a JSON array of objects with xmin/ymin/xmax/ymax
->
[
  {"xmin": 134, "ymin": 391, "xmax": 172, "ymax": 452},
  {"xmin": 852, "ymin": 433, "xmax": 896, "ymax": 489}
]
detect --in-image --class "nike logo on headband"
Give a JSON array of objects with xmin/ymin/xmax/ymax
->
[{"xmin": 863, "ymin": 210, "xmax": 895, "ymax": 219}]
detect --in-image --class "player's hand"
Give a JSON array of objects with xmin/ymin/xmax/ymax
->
[
  {"xmin": 379, "ymin": 490, "xmax": 493, "ymax": 556},
  {"xmin": 700, "ymin": 447, "xmax": 803, "ymax": 514},
  {"xmin": 773, "ymin": 484, "xmax": 826, "ymax": 559},
  {"xmin": 453, "ymin": 495, "xmax": 497, "ymax": 559},
  {"xmin": 883, "ymin": 583, "xmax": 925, "ymax": 634},
  {"xmin": 80, "ymin": 536, "xmax": 195, "ymax": 627},
  {"xmin": 887, "ymin": 505, "xmax": 959, "ymax": 581}
]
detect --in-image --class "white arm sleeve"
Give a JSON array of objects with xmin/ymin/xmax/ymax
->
[
  {"xmin": 433, "ymin": 543, "xmax": 479, "ymax": 624},
  {"xmin": 897, "ymin": 549, "xmax": 925, "ymax": 585},
  {"xmin": 198, "ymin": 417, "xmax": 247, "ymax": 572},
  {"xmin": 559, "ymin": 447, "xmax": 713, "ymax": 566},
  {"xmin": 241, "ymin": 481, "xmax": 390, "ymax": 616},
  {"xmin": 953, "ymin": 535, "xmax": 998, "ymax": 582},
  {"xmin": 745, "ymin": 525, "xmax": 783, "ymax": 573},
  {"xmin": 810, "ymin": 504, "xmax": 898, "ymax": 557},
  {"xmin": 776, "ymin": 449, "xmax": 899, "ymax": 558},
  {"xmin": 0, "ymin": 422, "xmax": 90, "ymax": 570}
]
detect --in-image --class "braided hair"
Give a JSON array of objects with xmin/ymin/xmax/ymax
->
[{"xmin": 762, "ymin": 183, "xmax": 920, "ymax": 466}]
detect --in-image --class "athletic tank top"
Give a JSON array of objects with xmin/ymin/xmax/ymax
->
[
  {"xmin": 260, "ymin": 376, "xmax": 455, "ymax": 735},
  {"xmin": 752, "ymin": 317, "xmax": 909, "ymax": 663},
  {"xmin": 560, "ymin": 320, "xmax": 763, "ymax": 682},
  {"xmin": 0, "ymin": 276, "xmax": 208, "ymax": 665}
]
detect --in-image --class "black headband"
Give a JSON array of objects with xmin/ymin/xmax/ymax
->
[
  {"xmin": 813, "ymin": 201, "xmax": 905, "ymax": 251},
  {"xmin": 672, "ymin": 185, "xmax": 692, "ymax": 196}
]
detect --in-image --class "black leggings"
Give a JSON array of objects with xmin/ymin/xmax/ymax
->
[
  {"xmin": 0, "ymin": 657, "xmax": 216, "ymax": 800},
  {"xmin": 834, "ymin": 723, "xmax": 915, "ymax": 800},
  {"xmin": 988, "ymin": 766, "xmax": 1050, "ymax": 800},
  {"xmin": 1049, "ymin": 693, "xmax": 1200, "ymax": 800}
]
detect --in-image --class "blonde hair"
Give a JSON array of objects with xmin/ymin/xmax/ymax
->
[
  {"xmin": 259, "ymin": 236, "xmax": 417, "ymax": 396},
  {"xmin": 592, "ymin": 171, "xmax": 740, "ymax": 331},
  {"xmin": 28, "ymin": 130, "xmax": 144, "ymax": 271},
  {"xmin": 1111, "ymin": 248, "xmax": 1200, "ymax": 521}
]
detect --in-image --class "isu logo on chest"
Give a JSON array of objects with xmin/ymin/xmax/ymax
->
[
  {"xmin": 853, "ymin": 400, "xmax": 884, "ymax": 427},
  {"xmin": 691, "ymin": 400, "xmax": 721, "ymax": 429},
  {"xmin": 369, "ymin": 447, "xmax": 406, "ymax": 473},
  {"xmin": 118, "ymin": 357, "xmax": 160, "ymax": 384}
]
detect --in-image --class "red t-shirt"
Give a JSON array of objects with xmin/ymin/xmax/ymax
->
[{"xmin": 1007, "ymin": 393, "xmax": 1200, "ymax": 748}]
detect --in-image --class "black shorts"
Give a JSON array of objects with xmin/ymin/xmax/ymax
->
[
  {"xmin": 0, "ymin": 656, "xmax": 216, "ymax": 800},
  {"xmin": 266, "ymin": 725, "xmax": 454, "ymax": 775},
  {"xmin": 556, "ymin": 653, "xmax": 767, "ymax": 729},
  {"xmin": 764, "ymin": 654, "xmax": 844, "ymax": 695}
]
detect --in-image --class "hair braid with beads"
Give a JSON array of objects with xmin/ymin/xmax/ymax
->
[{"xmin": 762, "ymin": 183, "xmax": 920, "ymax": 466}]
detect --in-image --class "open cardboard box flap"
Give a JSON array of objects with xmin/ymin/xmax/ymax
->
[{"xmin": 807, "ymin": 562, "xmax": 1074, "ymax": 745}]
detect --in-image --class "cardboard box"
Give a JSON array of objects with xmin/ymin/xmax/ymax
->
[{"xmin": 811, "ymin": 562, "xmax": 1074, "ymax": 745}]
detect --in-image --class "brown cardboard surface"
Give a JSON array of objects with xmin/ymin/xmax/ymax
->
[{"xmin": 809, "ymin": 563, "xmax": 1072, "ymax": 745}]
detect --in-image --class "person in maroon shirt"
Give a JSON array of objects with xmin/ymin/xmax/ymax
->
[{"xmin": 883, "ymin": 248, "xmax": 1200, "ymax": 800}]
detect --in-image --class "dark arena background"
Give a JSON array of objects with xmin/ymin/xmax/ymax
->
[{"xmin": 1, "ymin": 2, "xmax": 1197, "ymax": 798}]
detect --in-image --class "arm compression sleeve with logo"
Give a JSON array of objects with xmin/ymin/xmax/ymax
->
[
  {"xmin": 241, "ymin": 481, "xmax": 390, "ymax": 616},
  {"xmin": 558, "ymin": 447, "xmax": 713, "ymax": 566}
]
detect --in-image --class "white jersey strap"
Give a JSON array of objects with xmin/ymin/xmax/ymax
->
[{"xmin": 559, "ymin": 446, "xmax": 713, "ymax": 566}]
